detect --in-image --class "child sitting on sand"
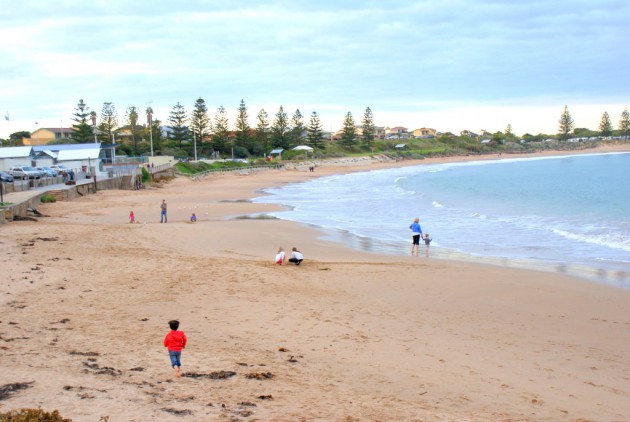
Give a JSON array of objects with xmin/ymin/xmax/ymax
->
[
  {"xmin": 129, "ymin": 211, "xmax": 135, "ymax": 224},
  {"xmin": 424, "ymin": 234, "xmax": 432, "ymax": 257},
  {"xmin": 190, "ymin": 213, "xmax": 197, "ymax": 223},
  {"xmin": 275, "ymin": 247, "xmax": 286, "ymax": 265},
  {"xmin": 164, "ymin": 320, "xmax": 187, "ymax": 378}
]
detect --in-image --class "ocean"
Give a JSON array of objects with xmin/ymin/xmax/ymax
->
[{"xmin": 252, "ymin": 153, "xmax": 630, "ymax": 288}]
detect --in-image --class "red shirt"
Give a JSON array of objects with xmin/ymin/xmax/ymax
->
[{"xmin": 164, "ymin": 330, "xmax": 187, "ymax": 351}]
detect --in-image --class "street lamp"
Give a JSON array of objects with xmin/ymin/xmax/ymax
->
[{"xmin": 146, "ymin": 107, "xmax": 154, "ymax": 157}]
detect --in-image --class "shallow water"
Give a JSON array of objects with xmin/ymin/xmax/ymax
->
[{"xmin": 253, "ymin": 153, "xmax": 630, "ymax": 288}]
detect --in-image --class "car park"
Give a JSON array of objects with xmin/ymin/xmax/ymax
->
[
  {"xmin": 9, "ymin": 166, "xmax": 42, "ymax": 180},
  {"xmin": 0, "ymin": 171, "xmax": 14, "ymax": 182},
  {"xmin": 37, "ymin": 166, "xmax": 58, "ymax": 177}
]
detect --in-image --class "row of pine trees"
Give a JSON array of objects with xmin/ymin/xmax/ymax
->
[{"xmin": 70, "ymin": 99, "xmax": 377, "ymax": 158}]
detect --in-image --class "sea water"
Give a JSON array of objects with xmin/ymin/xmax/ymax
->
[{"xmin": 252, "ymin": 153, "xmax": 630, "ymax": 288}]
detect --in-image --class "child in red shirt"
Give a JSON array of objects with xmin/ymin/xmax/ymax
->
[{"xmin": 164, "ymin": 320, "xmax": 187, "ymax": 378}]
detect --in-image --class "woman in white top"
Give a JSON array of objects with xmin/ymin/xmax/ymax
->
[{"xmin": 288, "ymin": 247, "xmax": 304, "ymax": 265}]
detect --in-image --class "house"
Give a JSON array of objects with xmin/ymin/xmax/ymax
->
[
  {"xmin": 24, "ymin": 128, "xmax": 74, "ymax": 146},
  {"xmin": 412, "ymin": 128, "xmax": 437, "ymax": 138},
  {"xmin": 385, "ymin": 126, "xmax": 408, "ymax": 135},
  {"xmin": 269, "ymin": 148, "xmax": 284, "ymax": 159},
  {"xmin": 460, "ymin": 130, "xmax": 478, "ymax": 138},
  {"xmin": 0, "ymin": 146, "xmax": 34, "ymax": 170},
  {"xmin": 32, "ymin": 143, "xmax": 109, "ymax": 176}
]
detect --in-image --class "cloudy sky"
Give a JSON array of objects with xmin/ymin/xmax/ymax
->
[{"xmin": 1, "ymin": 0, "xmax": 628, "ymax": 139}]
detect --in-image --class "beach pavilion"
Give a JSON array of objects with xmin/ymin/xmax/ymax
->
[{"xmin": 292, "ymin": 145, "xmax": 314, "ymax": 158}]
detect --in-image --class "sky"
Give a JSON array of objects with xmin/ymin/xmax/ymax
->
[{"xmin": 1, "ymin": 0, "xmax": 629, "ymax": 140}]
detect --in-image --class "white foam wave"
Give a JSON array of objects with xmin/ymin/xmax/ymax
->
[
  {"xmin": 432, "ymin": 201, "xmax": 444, "ymax": 208},
  {"xmin": 552, "ymin": 228, "xmax": 630, "ymax": 252}
]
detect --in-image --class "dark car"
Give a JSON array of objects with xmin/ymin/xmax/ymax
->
[{"xmin": 0, "ymin": 171, "xmax": 14, "ymax": 182}]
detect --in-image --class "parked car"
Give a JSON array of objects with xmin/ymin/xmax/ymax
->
[
  {"xmin": 9, "ymin": 166, "xmax": 42, "ymax": 180},
  {"xmin": 50, "ymin": 165, "xmax": 75, "ymax": 180},
  {"xmin": 0, "ymin": 171, "xmax": 14, "ymax": 182},
  {"xmin": 37, "ymin": 166, "xmax": 58, "ymax": 177}
]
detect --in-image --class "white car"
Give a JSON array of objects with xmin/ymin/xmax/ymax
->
[{"xmin": 10, "ymin": 166, "xmax": 41, "ymax": 180}]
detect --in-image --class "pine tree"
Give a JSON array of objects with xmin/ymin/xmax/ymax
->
[
  {"xmin": 341, "ymin": 112, "xmax": 357, "ymax": 147},
  {"xmin": 271, "ymin": 106, "xmax": 289, "ymax": 149},
  {"xmin": 619, "ymin": 108, "xmax": 630, "ymax": 138},
  {"xmin": 167, "ymin": 102, "xmax": 188, "ymax": 149},
  {"xmin": 361, "ymin": 107, "xmax": 375, "ymax": 148},
  {"xmin": 599, "ymin": 112, "xmax": 613, "ymax": 137},
  {"xmin": 255, "ymin": 109, "xmax": 270, "ymax": 155},
  {"xmin": 505, "ymin": 124, "xmax": 513, "ymax": 137},
  {"xmin": 125, "ymin": 106, "xmax": 140, "ymax": 155},
  {"xmin": 306, "ymin": 111, "xmax": 324, "ymax": 149},
  {"xmin": 289, "ymin": 109, "xmax": 304, "ymax": 147},
  {"xmin": 235, "ymin": 99, "xmax": 250, "ymax": 151},
  {"xmin": 190, "ymin": 98, "xmax": 210, "ymax": 145},
  {"xmin": 558, "ymin": 105, "xmax": 574, "ymax": 141},
  {"xmin": 99, "ymin": 102, "xmax": 118, "ymax": 144},
  {"xmin": 71, "ymin": 99, "xmax": 93, "ymax": 144},
  {"xmin": 213, "ymin": 106, "xmax": 230, "ymax": 154}
]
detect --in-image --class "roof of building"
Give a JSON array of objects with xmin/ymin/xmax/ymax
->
[
  {"xmin": 270, "ymin": 149, "xmax": 284, "ymax": 154},
  {"xmin": 57, "ymin": 148, "xmax": 101, "ymax": 161},
  {"xmin": 0, "ymin": 146, "xmax": 33, "ymax": 158},
  {"xmin": 32, "ymin": 142, "xmax": 101, "ymax": 152}
]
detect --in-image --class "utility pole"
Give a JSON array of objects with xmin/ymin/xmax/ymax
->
[{"xmin": 147, "ymin": 107, "xmax": 154, "ymax": 156}]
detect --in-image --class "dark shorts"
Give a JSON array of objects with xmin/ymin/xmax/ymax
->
[{"xmin": 412, "ymin": 235, "xmax": 420, "ymax": 245}]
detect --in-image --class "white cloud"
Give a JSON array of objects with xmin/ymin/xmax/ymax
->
[{"xmin": 1, "ymin": 1, "xmax": 629, "ymax": 139}]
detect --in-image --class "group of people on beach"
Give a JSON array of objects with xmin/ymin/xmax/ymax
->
[
  {"xmin": 410, "ymin": 217, "xmax": 432, "ymax": 257},
  {"xmin": 275, "ymin": 246, "xmax": 304, "ymax": 265},
  {"xmin": 128, "ymin": 200, "xmax": 198, "ymax": 224}
]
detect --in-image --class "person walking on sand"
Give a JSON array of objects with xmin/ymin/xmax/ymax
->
[
  {"xmin": 423, "ymin": 233, "xmax": 432, "ymax": 257},
  {"xmin": 275, "ymin": 247, "xmax": 286, "ymax": 265},
  {"xmin": 164, "ymin": 320, "xmax": 187, "ymax": 378},
  {"xmin": 288, "ymin": 247, "xmax": 304, "ymax": 265},
  {"xmin": 409, "ymin": 217, "xmax": 423, "ymax": 256},
  {"xmin": 160, "ymin": 199, "xmax": 168, "ymax": 223},
  {"xmin": 129, "ymin": 210, "xmax": 135, "ymax": 224}
]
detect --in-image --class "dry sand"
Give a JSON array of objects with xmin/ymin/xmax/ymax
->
[{"xmin": 1, "ymin": 145, "xmax": 630, "ymax": 421}]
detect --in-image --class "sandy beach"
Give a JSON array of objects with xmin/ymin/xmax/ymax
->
[{"xmin": 1, "ymin": 145, "xmax": 630, "ymax": 421}]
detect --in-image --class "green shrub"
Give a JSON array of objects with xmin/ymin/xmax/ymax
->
[
  {"xmin": 40, "ymin": 193, "xmax": 56, "ymax": 203},
  {"xmin": 141, "ymin": 167, "xmax": 151, "ymax": 182},
  {"xmin": 0, "ymin": 408, "xmax": 72, "ymax": 421}
]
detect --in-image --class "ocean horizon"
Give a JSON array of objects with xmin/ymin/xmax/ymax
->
[{"xmin": 252, "ymin": 152, "xmax": 630, "ymax": 288}]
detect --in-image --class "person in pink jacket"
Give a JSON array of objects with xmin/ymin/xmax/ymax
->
[{"xmin": 164, "ymin": 320, "xmax": 187, "ymax": 378}]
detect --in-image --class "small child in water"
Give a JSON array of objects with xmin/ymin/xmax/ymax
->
[
  {"xmin": 424, "ymin": 234, "xmax": 432, "ymax": 257},
  {"xmin": 129, "ymin": 211, "xmax": 135, "ymax": 224}
]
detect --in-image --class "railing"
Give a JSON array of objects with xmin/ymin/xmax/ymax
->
[{"xmin": 176, "ymin": 164, "xmax": 284, "ymax": 178}]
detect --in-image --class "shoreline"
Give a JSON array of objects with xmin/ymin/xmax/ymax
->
[
  {"xmin": 247, "ymin": 144, "xmax": 630, "ymax": 288},
  {"xmin": 1, "ymin": 143, "xmax": 630, "ymax": 420}
]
